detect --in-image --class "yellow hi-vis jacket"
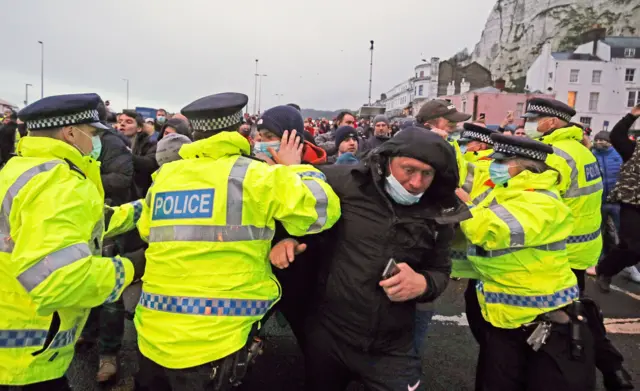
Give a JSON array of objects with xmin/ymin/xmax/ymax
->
[
  {"xmin": 134, "ymin": 131, "xmax": 341, "ymax": 369},
  {"xmin": 0, "ymin": 137, "xmax": 138, "ymax": 385},
  {"xmin": 460, "ymin": 170, "xmax": 579, "ymax": 329},
  {"xmin": 452, "ymin": 152, "xmax": 494, "ymax": 279},
  {"xmin": 538, "ymin": 126, "xmax": 603, "ymax": 270}
]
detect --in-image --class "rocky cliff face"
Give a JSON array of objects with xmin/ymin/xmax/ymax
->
[{"xmin": 470, "ymin": 0, "xmax": 640, "ymax": 89}]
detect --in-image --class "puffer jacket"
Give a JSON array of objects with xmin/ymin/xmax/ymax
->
[
  {"xmin": 593, "ymin": 146, "xmax": 623, "ymax": 202},
  {"xmin": 312, "ymin": 128, "xmax": 470, "ymax": 352}
]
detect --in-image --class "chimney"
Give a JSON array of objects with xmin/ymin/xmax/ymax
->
[
  {"xmin": 495, "ymin": 78, "xmax": 506, "ymax": 91},
  {"xmin": 460, "ymin": 78, "xmax": 471, "ymax": 94},
  {"xmin": 447, "ymin": 81, "xmax": 455, "ymax": 96}
]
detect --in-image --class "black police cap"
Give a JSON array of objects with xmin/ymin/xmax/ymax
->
[
  {"xmin": 490, "ymin": 133, "xmax": 554, "ymax": 162},
  {"xmin": 181, "ymin": 93, "xmax": 248, "ymax": 133},
  {"xmin": 522, "ymin": 97, "xmax": 576, "ymax": 123},
  {"xmin": 459, "ymin": 123, "xmax": 498, "ymax": 145},
  {"xmin": 18, "ymin": 93, "xmax": 109, "ymax": 130}
]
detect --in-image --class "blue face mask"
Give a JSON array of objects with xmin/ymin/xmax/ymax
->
[
  {"xmin": 489, "ymin": 161, "xmax": 511, "ymax": 185},
  {"xmin": 459, "ymin": 144, "xmax": 468, "ymax": 154},
  {"xmin": 156, "ymin": 115, "xmax": 166, "ymax": 124},
  {"xmin": 384, "ymin": 172, "xmax": 424, "ymax": 205},
  {"xmin": 89, "ymin": 135, "xmax": 102, "ymax": 160},
  {"xmin": 253, "ymin": 141, "xmax": 281, "ymax": 158}
]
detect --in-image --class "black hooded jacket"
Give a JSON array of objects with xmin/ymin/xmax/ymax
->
[
  {"xmin": 99, "ymin": 128, "xmax": 134, "ymax": 206},
  {"xmin": 309, "ymin": 127, "xmax": 470, "ymax": 352},
  {"xmin": 0, "ymin": 121, "xmax": 17, "ymax": 167}
]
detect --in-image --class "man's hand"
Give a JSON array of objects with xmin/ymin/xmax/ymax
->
[
  {"xmin": 269, "ymin": 130, "xmax": 304, "ymax": 166},
  {"xmin": 269, "ymin": 239, "xmax": 307, "ymax": 269},
  {"xmin": 455, "ymin": 188, "xmax": 471, "ymax": 203},
  {"xmin": 379, "ymin": 263, "xmax": 427, "ymax": 302},
  {"xmin": 631, "ymin": 105, "xmax": 640, "ymax": 117}
]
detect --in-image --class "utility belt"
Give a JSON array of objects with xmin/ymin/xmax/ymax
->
[
  {"xmin": 522, "ymin": 300, "xmax": 586, "ymax": 361},
  {"xmin": 208, "ymin": 322, "xmax": 265, "ymax": 391}
]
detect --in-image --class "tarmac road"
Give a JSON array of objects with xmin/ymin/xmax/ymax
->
[{"xmin": 67, "ymin": 274, "xmax": 640, "ymax": 391}]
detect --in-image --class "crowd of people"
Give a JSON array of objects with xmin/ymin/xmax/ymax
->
[{"xmin": 0, "ymin": 91, "xmax": 639, "ymax": 391}]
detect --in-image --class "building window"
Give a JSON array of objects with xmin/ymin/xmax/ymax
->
[
  {"xmin": 418, "ymin": 85, "xmax": 423, "ymax": 96},
  {"xmin": 592, "ymin": 70, "xmax": 602, "ymax": 84},
  {"xmin": 567, "ymin": 91, "xmax": 577, "ymax": 108},
  {"xmin": 570, "ymin": 69, "xmax": 579, "ymax": 83},
  {"xmin": 589, "ymin": 92, "xmax": 599, "ymax": 111},
  {"xmin": 420, "ymin": 71, "xmax": 424, "ymax": 78},
  {"xmin": 515, "ymin": 102, "xmax": 524, "ymax": 118},
  {"xmin": 548, "ymin": 72, "xmax": 553, "ymax": 81},
  {"xmin": 580, "ymin": 117, "xmax": 592, "ymax": 127},
  {"xmin": 603, "ymin": 121, "xmax": 610, "ymax": 131},
  {"xmin": 628, "ymin": 91, "xmax": 640, "ymax": 107},
  {"xmin": 625, "ymin": 69, "xmax": 636, "ymax": 82},
  {"xmin": 462, "ymin": 101, "xmax": 467, "ymax": 113},
  {"xmin": 625, "ymin": 48, "xmax": 636, "ymax": 58}
]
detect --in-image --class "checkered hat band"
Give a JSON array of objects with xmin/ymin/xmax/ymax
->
[
  {"xmin": 191, "ymin": 111, "xmax": 243, "ymax": 132},
  {"xmin": 461, "ymin": 130, "xmax": 492, "ymax": 144},
  {"xmin": 526, "ymin": 104, "xmax": 572, "ymax": 122},
  {"xmin": 494, "ymin": 142, "xmax": 548, "ymax": 161},
  {"xmin": 26, "ymin": 109, "xmax": 100, "ymax": 130}
]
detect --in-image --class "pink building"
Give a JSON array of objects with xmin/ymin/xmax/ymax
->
[{"xmin": 439, "ymin": 87, "xmax": 555, "ymax": 127}]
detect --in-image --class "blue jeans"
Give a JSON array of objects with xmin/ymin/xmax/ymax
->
[{"xmin": 414, "ymin": 307, "xmax": 435, "ymax": 354}]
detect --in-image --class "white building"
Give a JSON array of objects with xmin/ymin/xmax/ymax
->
[
  {"xmin": 381, "ymin": 58, "xmax": 440, "ymax": 119},
  {"xmin": 526, "ymin": 36, "xmax": 640, "ymax": 131}
]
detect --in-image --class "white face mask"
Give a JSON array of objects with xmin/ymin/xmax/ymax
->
[{"xmin": 524, "ymin": 121, "xmax": 540, "ymax": 138}]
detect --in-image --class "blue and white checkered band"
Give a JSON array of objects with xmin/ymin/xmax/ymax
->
[
  {"xmin": 26, "ymin": 109, "xmax": 100, "ymax": 130},
  {"xmin": 461, "ymin": 130, "xmax": 493, "ymax": 144},
  {"xmin": 493, "ymin": 142, "xmax": 548, "ymax": 161},
  {"xmin": 526, "ymin": 104, "xmax": 573, "ymax": 122},
  {"xmin": 190, "ymin": 110, "xmax": 243, "ymax": 132}
]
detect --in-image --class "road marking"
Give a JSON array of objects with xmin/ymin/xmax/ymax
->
[
  {"xmin": 431, "ymin": 314, "xmax": 640, "ymax": 334},
  {"xmin": 609, "ymin": 284, "xmax": 640, "ymax": 301}
]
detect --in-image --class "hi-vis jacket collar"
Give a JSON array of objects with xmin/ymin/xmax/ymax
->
[
  {"xmin": 17, "ymin": 136, "xmax": 99, "ymax": 173},
  {"xmin": 179, "ymin": 131, "xmax": 250, "ymax": 160},
  {"xmin": 537, "ymin": 126, "xmax": 584, "ymax": 144}
]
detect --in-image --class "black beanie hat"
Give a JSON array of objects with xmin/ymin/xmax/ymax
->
[
  {"xmin": 257, "ymin": 105, "xmax": 304, "ymax": 140},
  {"xmin": 335, "ymin": 125, "xmax": 358, "ymax": 148}
]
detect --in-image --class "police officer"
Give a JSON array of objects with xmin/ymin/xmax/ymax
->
[
  {"xmin": 0, "ymin": 93, "xmax": 144, "ymax": 390},
  {"xmin": 133, "ymin": 92, "xmax": 341, "ymax": 391},
  {"xmin": 523, "ymin": 98, "xmax": 633, "ymax": 390},
  {"xmin": 461, "ymin": 134, "xmax": 595, "ymax": 390}
]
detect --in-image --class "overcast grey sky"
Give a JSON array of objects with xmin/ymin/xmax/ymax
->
[{"xmin": 0, "ymin": 0, "xmax": 495, "ymax": 113}]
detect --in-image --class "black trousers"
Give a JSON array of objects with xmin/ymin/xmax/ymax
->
[
  {"xmin": 464, "ymin": 279, "xmax": 491, "ymax": 391},
  {"xmin": 0, "ymin": 378, "xmax": 71, "ymax": 391},
  {"xmin": 134, "ymin": 352, "xmax": 231, "ymax": 391},
  {"xmin": 479, "ymin": 321, "xmax": 595, "ymax": 391},
  {"xmin": 303, "ymin": 321, "xmax": 423, "ymax": 391},
  {"xmin": 598, "ymin": 203, "xmax": 640, "ymax": 277}
]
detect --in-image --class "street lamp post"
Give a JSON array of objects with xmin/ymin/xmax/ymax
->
[
  {"xmin": 38, "ymin": 41, "xmax": 44, "ymax": 98},
  {"xmin": 368, "ymin": 40, "xmax": 374, "ymax": 105},
  {"xmin": 253, "ymin": 59, "xmax": 259, "ymax": 115},
  {"xmin": 24, "ymin": 83, "xmax": 33, "ymax": 106},
  {"xmin": 258, "ymin": 74, "xmax": 267, "ymax": 114},
  {"xmin": 122, "ymin": 78, "xmax": 129, "ymax": 109}
]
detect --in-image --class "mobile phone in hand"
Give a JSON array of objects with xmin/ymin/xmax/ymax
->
[{"xmin": 382, "ymin": 258, "xmax": 401, "ymax": 280}]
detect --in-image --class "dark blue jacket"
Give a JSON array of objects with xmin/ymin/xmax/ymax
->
[{"xmin": 593, "ymin": 146, "xmax": 623, "ymax": 202}]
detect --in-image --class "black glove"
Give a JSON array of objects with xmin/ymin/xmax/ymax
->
[{"xmin": 123, "ymin": 248, "xmax": 146, "ymax": 281}]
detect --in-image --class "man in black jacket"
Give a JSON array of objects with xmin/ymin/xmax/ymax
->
[
  {"xmin": 99, "ymin": 128, "xmax": 134, "ymax": 206},
  {"xmin": 271, "ymin": 127, "xmax": 469, "ymax": 391},
  {"xmin": 116, "ymin": 110, "xmax": 159, "ymax": 198}
]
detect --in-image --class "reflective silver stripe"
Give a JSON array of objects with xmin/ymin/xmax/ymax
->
[
  {"xmin": 17, "ymin": 243, "xmax": 92, "ymax": 292},
  {"xmin": 303, "ymin": 179, "xmax": 329, "ymax": 233},
  {"xmin": 552, "ymin": 147, "xmax": 603, "ymax": 198},
  {"xmin": 489, "ymin": 200, "xmax": 525, "ymax": 247},
  {"xmin": 148, "ymin": 225, "xmax": 274, "ymax": 242},
  {"xmin": 468, "ymin": 240, "xmax": 566, "ymax": 258},
  {"xmin": 462, "ymin": 163, "xmax": 474, "ymax": 193},
  {"xmin": 0, "ymin": 160, "xmax": 64, "ymax": 254},
  {"xmin": 226, "ymin": 158, "xmax": 251, "ymax": 226},
  {"xmin": 472, "ymin": 188, "xmax": 491, "ymax": 205},
  {"xmin": 535, "ymin": 189, "xmax": 559, "ymax": 199}
]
